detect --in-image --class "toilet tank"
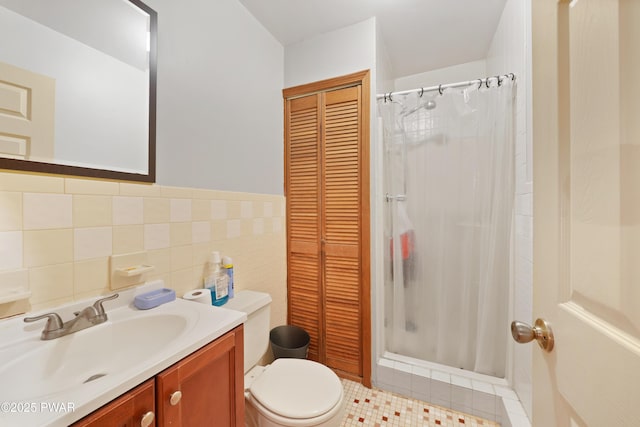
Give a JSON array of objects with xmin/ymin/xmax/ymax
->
[{"xmin": 225, "ymin": 290, "xmax": 272, "ymax": 373}]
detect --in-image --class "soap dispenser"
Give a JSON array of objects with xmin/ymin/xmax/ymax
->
[{"xmin": 204, "ymin": 251, "xmax": 228, "ymax": 306}]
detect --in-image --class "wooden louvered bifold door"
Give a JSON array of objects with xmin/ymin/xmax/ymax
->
[
  {"xmin": 285, "ymin": 94, "xmax": 322, "ymax": 361},
  {"xmin": 285, "ymin": 70, "xmax": 370, "ymax": 385},
  {"xmin": 322, "ymin": 86, "xmax": 362, "ymax": 376}
]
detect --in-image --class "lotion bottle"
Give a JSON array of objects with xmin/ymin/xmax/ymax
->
[{"xmin": 222, "ymin": 256, "xmax": 234, "ymax": 299}]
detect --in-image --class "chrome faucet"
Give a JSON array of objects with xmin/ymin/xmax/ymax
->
[{"xmin": 24, "ymin": 294, "xmax": 119, "ymax": 340}]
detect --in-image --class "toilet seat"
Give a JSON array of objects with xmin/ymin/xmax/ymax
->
[{"xmin": 249, "ymin": 358, "xmax": 342, "ymax": 420}]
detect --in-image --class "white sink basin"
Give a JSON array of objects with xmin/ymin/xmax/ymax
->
[
  {"xmin": 0, "ymin": 314, "xmax": 187, "ymax": 401},
  {"xmin": 0, "ymin": 282, "xmax": 246, "ymax": 427}
]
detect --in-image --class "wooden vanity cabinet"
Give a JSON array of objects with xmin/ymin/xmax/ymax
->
[
  {"xmin": 72, "ymin": 379, "xmax": 155, "ymax": 427},
  {"xmin": 72, "ymin": 325, "xmax": 244, "ymax": 427},
  {"xmin": 156, "ymin": 325, "xmax": 244, "ymax": 426}
]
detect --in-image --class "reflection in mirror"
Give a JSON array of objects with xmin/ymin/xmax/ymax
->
[{"xmin": 0, "ymin": 0, "xmax": 156, "ymax": 182}]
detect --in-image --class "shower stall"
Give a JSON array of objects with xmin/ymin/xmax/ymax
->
[{"xmin": 375, "ymin": 75, "xmax": 516, "ymax": 411}]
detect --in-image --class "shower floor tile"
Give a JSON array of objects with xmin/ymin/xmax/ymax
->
[{"xmin": 341, "ymin": 379, "xmax": 499, "ymax": 427}]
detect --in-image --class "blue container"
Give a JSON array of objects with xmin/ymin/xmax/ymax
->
[
  {"xmin": 134, "ymin": 288, "xmax": 176, "ymax": 310},
  {"xmin": 226, "ymin": 266, "xmax": 234, "ymax": 299},
  {"xmin": 223, "ymin": 256, "xmax": 234, "ymax": 299}
]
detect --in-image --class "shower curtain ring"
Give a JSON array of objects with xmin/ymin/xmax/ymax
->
[
  {"xmin": 485, "ymin": 78, "xmax": 490, "ymax": 89},
  {"xmin": 419, "ymin": 87, "xmax": 424, "ymax": 97},
  {"xmin": 510, "ymin": 73, "xmax": 515, "ymax": 81},
  {"xmin": 497, "ymin": 75, "xmax": 502, "ymax": 87},
  {"xmin": 388, "ymin": 92, "xmax": 393, "ymax": 101},
  {"xmin": 477, "ymin": 79, "xmax": 483, "ymax": 90},
  {"xmin": 438, "ymin": 84, "xmax": 443, "ymax": 95}
]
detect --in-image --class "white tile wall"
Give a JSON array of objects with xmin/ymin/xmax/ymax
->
[
  {"xmin": 240, "ymin": 201, "xmax": 253, "ymax": 218},
  {"xmin": 376, "ymin": 357, "xmax": 394, "ymax": 386},
  {"xmin": 0, "ymin": 231, "xmax": 22, "ymax": 270},
  {"xmin": 0, "ymin": 176, "xmax": 287, "ymax": 329},
  {"xmin": 272, "ymin": 217, "xmax": 283, "ymax": 233},
  {"xmin": 226, "ymin": 219, "xmax": 241, "ymax": 239},
  {"xmin": 23, "ymin": 230, "xmax": 73, "ymax": 267},
  {"xmin": 29, "ymin": 264, "xmax": 73, "ymax": 304},
  {"xmin": 376, "ymin": 356, "xmax": 531, "ymax": 426},
  {"xmin": 486, "ymin": 0, "xmax": 533, "ymax": 420},
  {"xmin": 429, "ymin": 370, "xmax": 451, "ymax": 406},
  {"xmin": 23, "ymin": 193, "xmax": 72, "ymax": 230},
  {"xmin": 451, "ymin": 377, "xmax": 473, "ymax": 412},
  {"xmin": 0, "ymin": 192, "xmax": 22, "ymax": 231},
  {"xmin": 170, "ymin": 198, "xmax": 192, "ymax": 222},
  {"xmin": 144, "ymin": 223, "xmax": 171, "ymax": 250},
  {"xmin": 74, "ymin": 227, "xmax": 112, "ymax": 261},
  {"xmin": 191, "ymin": 221, "xmax": 211, "ymax": 243},
  {"xmin": 0, "ymin": 269, "xmax": 28, "ymax": 298},
  {"xmin": 211, "ymin": 200, "xmax": 227, "ymax": 220},
  {"xmin": 263, "ymin": 201, "xmax": 273, "ymax": 217},
  {"xmin": 252, "ymin": 218, "xmax": 264, "ymax": 235},
  {"xmin": 411, "ymin": 366, "xmax": 430, "ymax": 402},
  {"xmin": 112, "ymin": 196, "xmax": 143, "ymax": 225}
]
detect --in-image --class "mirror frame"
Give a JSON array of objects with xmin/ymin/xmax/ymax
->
[{"xmin": 0, "ymin": 0, "xmax": 157, "ymax": 182}]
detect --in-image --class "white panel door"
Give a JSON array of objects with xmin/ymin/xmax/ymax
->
[
  {"xmin": 532, "ymin": 0, "xmax": 640, "ymax": 425},
  {"xmin": 0, "ymin": 61, "xmax": 54, "ymax": 160}
]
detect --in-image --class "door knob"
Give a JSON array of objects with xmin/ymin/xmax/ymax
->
[{"xmin": 511, "ymin": 318, "xmax": 554, "ymax": 352}]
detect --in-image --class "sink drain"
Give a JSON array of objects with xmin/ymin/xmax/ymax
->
[{"xmin": 84, "ymin": 373, "xmax": 107, "ymax": 383}]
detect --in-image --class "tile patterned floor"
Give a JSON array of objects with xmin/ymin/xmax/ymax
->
[{"xmin": 341, "ymin": 379, "xmax": 500, "ymax": 427}]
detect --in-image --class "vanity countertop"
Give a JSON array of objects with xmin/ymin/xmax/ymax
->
[{"xmin": 0, "ymin": 281, "xmax": 246, "ymax": 427}]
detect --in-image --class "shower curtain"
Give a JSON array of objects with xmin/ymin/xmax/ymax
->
[{"xmin": 379, "ymin": 78, "xmax": 515, "ymax": 377}]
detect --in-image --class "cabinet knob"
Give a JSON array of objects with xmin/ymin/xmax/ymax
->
[
  {"xmin": 170, "ymin": 390, "xmax": 182, "ymax": 406},
  {"xmin": 140, "ymin": 411, "xmax": 154, "ymax": 427}
]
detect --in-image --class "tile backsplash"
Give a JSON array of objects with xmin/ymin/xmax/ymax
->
[{"xmin": 0, "ymin": 171, "xmax": 287, "ymax": 330}]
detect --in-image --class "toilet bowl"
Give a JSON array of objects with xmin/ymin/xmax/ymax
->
[
  {"xmin": 244, "ymin": 359, "xmax": 345, "ymax": 427},
  {"xmin": 225, "ymin": 291, "xmax": 345, "ymax": 427}
]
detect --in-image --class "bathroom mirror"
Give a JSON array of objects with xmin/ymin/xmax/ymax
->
[{"xmin": 0, "ymin": 0, "xmax": 157, "ymax": 182}]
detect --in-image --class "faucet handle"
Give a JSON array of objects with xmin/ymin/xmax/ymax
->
[
  {"xmin": 24, "ymin": 313, "xmax": 63, "ymax": 332},
  {"xmin": 92, "ymin": 293, "xmax": 119, "ymax": 316}
]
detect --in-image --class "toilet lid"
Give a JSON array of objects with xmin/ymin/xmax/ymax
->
[{"xmin": 249, "ymin": 358, "xmax": 342, "ymax": 419}]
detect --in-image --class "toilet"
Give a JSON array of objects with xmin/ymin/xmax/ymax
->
[{"xmin": 225, "ymin": 290, "xmax": 345, "ymax": 427}]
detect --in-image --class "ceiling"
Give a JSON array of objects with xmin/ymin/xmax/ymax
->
[{"xmin": 238, "ymin": 0, "xmax": 508, "ymax": 78}]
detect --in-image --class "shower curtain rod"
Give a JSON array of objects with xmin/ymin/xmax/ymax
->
[{"xmin": 377, "ymin": 72, "xmax": 516, "ymax": 101}]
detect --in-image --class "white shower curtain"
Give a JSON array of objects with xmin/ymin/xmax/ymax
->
[{"xmin": 380, "ymin": 78, "xmax": 515, "ymax": 377}]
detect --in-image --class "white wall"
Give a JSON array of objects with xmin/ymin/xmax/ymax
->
[
  {"xmin": 394, "ymin": 60, "xmax": 487, "ymax": 92},
  {"xmin": 147, "ymin": 0, "xmax": 284, "ymax": 195},
  {"xmin": 376, "ymin": 25, "xmax": 394, "ymax": 95},
  {"xmin": 486, "ymin": 0, "xmax": 533, "ymax": 420},
  {"xmin": 284, "ymin": 18, "xmax": 376, "ymax": 89}
]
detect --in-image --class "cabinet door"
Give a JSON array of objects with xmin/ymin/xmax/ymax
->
[
  {"xmin": 156, "ymin": 325, "xmax": 244, "ymax": 427},
  {"xmin": 71, "ymin": 379, "xmax": 155, "ymax": 427}
]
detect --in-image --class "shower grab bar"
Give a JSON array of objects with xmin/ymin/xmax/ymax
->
[{"xmin": 385, "ymin": 193, "xmax": 406, "ymax": 202}]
